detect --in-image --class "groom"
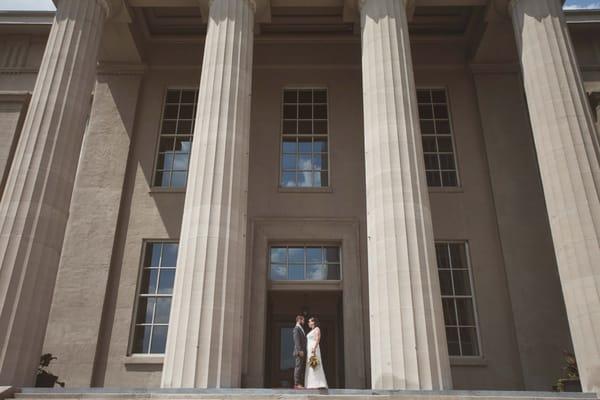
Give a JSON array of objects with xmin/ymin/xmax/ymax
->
[{"xmin": 292, "ymin": 314, "xmax": 307, "ymax": 389}]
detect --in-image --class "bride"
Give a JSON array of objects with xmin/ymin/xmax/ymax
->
[{"xmin": 305, "ymin": 317, "xmax": 328, "ymax": 389}]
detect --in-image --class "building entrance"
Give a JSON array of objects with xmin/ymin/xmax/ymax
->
[{"xmin": 265, "ymin": 290, "xmax": 344, "ymax": 389}]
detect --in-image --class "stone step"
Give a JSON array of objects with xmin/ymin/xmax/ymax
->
[{"xmin": 11, "ymin": 389, "xmax": 599, "ymax": 400}]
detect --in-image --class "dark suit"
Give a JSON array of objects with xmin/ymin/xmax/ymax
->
[{"xmin": 292, "ymin": 324, "xmax": 307, "ymax": 386}]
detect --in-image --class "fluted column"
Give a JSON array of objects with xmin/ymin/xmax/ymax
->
[
  {"xmin": 511, "ymin": 0, "xmax": 600, "ymax": 394},
  {"xmin": 0, "ymin": 0, "xmax": 108, "ymax": 386},
  {"xmin": 161, "ymin": 0, "xmax": 255, "ymax": 389},
  {"xmin": 360, "ymin": 0, "xmax": 452, "ymax": 390}
]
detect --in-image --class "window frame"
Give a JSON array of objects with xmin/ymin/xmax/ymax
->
[
  {"xmin": 435, "ymin": 240, "xmax": 483, "ymax": 359},
  {"xmin": 268, "ymin": 243, "xmax": 343, "ymax": 283},
  {"xmin": 416, "ymin": 87, "xmax": 462, "ymax": 190},
  {"xmin": 278, "ymin": 86, "xmax": 332, "ymax": 191},
  {"xmin": 128, "ymin": 239, "xmax": 179, "ymax": 356},
  {"xmin": 151, "ymin": 87, "xmax": 199, "ymax": 192}
]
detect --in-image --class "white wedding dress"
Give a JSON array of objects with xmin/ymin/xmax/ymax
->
[{"xmin": 305, "ymin": 327, "xmax": 328, "ymax": 389}]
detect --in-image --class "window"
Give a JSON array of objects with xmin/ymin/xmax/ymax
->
[
  {"xmin": 131, "ymin": 242, "xmax": 178, "ymax": 354},
  {"xmin": 270, "ymin": 245, "xmax": 340, "ymax": 281},
  {"xmin": 153, "ymin": 89, "xmax": 198, "ymax": 189},
  {"xmin": 435, "ymin": 242, "xmax": 480, "ymax": 357},
  {"xmin": 280, "ymin": 88, "xmax": 329, "ymax": 188},
  {"xmin": 417, "ymin": 88, "xmax": 459, "ymax": 187}
]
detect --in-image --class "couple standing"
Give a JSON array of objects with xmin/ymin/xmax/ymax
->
[{"xmin": 292, "ymin": 314, "xmax": 328, "ymax": 390}]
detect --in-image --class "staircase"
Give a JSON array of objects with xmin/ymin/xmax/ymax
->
[{"xmin": 8, "ymin": 388, "xmax": 600, "ymax": 400}]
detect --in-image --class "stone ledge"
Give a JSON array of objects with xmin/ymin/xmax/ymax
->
[{"xmin": 14, "ymin": 389, "xmax": 599, "ymax": 400}]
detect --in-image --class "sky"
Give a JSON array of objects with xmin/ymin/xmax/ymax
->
[{"xmin": 0, "ymin": 0, "xmax": 598, "ymax": 11}]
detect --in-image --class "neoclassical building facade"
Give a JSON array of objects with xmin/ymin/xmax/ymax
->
[{"xmin": 0, "ymin": 0, "xmax": 599, "ymax": 395}]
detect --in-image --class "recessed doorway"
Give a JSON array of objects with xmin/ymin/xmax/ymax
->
[{"xmin": 265, "ymin": 290, "xmax": 344, "ymax": 389}]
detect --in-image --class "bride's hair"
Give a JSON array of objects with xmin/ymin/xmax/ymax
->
[{"xmin": 309, "ymin": 317, "xmax": 320, "ymax": 327}]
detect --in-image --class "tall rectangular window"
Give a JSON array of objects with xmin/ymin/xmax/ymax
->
[
  {"xmin": 417, "ymin": 88, "xmax": 459, "ymax": 187},
  {"xmin": 153, "ymin": 89, "xmax": 198, "ymax": 189},
  {"xmin": 435, "ymin": 242, "xmax": 481, "ymax": 357},
  {"xmin": 280, "ymin": 88, "xmax": 329, "ymax": 188},
  {"xmin": 131, "ymin": 242, "xmax": 178, "ymax": 355}
]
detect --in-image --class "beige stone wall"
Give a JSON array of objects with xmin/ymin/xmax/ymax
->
[{"xmin": 0, "ymin": 16, "xmax": 597, "ymax": 390}]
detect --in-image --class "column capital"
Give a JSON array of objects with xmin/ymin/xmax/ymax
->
[
  {"xmin": 209, "ymin": 0, "xmax": 257, "ymax": 13},
  {"xmin": 359, "ymin": 0, "xmax": 411, "ymax": 11},
  {"xmin": 54, "ymin": 0, "xmax": 124, "ymax": 19}
]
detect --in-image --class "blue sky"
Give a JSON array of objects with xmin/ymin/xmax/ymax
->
[{"xmin": 0, "ymin": 0, "xmax": 598, "ymax": 11}]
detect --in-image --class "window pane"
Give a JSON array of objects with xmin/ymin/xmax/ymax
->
[
  {"xmin": 422, "ymin": 137, "xmax": 437, "ymax": 152},
  {"xmin": 288, "ymin": 264, "xmax": 305, "ymax": 280},
  {"xmin": 446, "ymin": 327, "xmax": 461, "ymax": 356},
  {"xmin": 298, "ymin": 172, "xmax": 313, "ymax": 187},
  {"xmin": 271, "ymin": 264, "xmax": 287, "ymax": 281},
  {"xmin": 282, "ymin": 154, "xmax": 296, "ymax": 170},
  {"xmin": 154, "ymin": 298, "xmax": 172, "ymax": 323},
  {"xmin": 298, "ymin": 139, "xmax": 312, "ymax": 153},
  {"xmin": 132, "ymin": 325, "xmax": 152, "ymax": 354},
  {"xmin": 158, "ymin": 270, "xmax": 176, "ymax": 294},
  {"xmin": 299, "ymin": 104, "xmax": 312, "ymax": 119},
  {"xmin": 307, "ymin": 264, "xmax": 327, "ymax": 280},
  {"xmin": 270, "ymin": 248, "xmax": 286, "ymax": 263},
  {"xmin": 148, "ymin": 245, "xmax": 161, "ymax": 268},
  {"xmin": 452, "ymin": 270, "xmax": 471, "ymax": 296},
  {"xmin": 438, "ymin": 270, "xmax": 453, "ymax": 296},
  {"xmin": 314, "ymin": 139, "xmax": 328, "ymax": 152},
  {"xmin": 314, "ymin": 105, "xmax": 327, "ymax": 119},
  {"xmin": 298, "ymin": 154, "xmax": 312, "ymax": 171},
  {"xmin": 436, "ymin": 244, "xmax": 450, "ymax": 268},
  {"xmin": 150, "ymin": 326, "xmax": 169, "ymax": 354},
  {"xmin": 313, "ymin": 90, "xmax": 327, "ymax": 103},
  {"xmin": 459, "ymin": 327, "xmax": 479, "ymax": 356},
  {"xmin": 298, "ymin": 121, "xmax": 312, "ymax": 134},
  {"xmin": 181, "ymin": 90, "xmax": 196, "ymax": 103},
  {"xmin": 162, "ymin": 244, "xmax": 178, "ymax": 268},
  {"xmin": 179, "ymin": 105, "xmax": 194, "ymax": 119},
  {"xmin": 314, "ymin": 121, "xmax": 328, "ymax": 134},
  {"xmin": 282, "ymin": 139, "xmax": 298, "ymax": 153},
  {"xmin": 449, "ymin": 243, "xmax": 468, "ymax": 267},
  {"xmin": 140, "ymin": 269, "xmax": 158, "ymax": 295},
  {"xmin": 136, "ymin": 297, "xmax": 155, "ymax": 324},
  {"xmin": 283, "ymin": 120, "xmax": 297, "ymax": 134},
  {"xmin": 288, "ymin": 248, "xmax": 304, "ymax": 263},
  {"xmin": 298, "ymin": 90, "xmax": 312, "ymax": 103},
  {"xmin": 171, "ymin": 172, "xmax": 188, "ymax": 188},
  {"xmin": 418, "ymin": 104, "xmax": 433, "ymax": 119},
  {"xmin": 426, "ymin": 171, "xmax": 441, "ymax": 187},
  {"xmin": 166, "ymin": 90, "xmax": 181, "ymax": 103},
  {"xmin": 325, "ymin": 247, "xmax": 340, "ymax": 262},
  {"xmin": 283, "ymin": 104, "xmax": 297, "ymax": 119},
  {"xmin": 281, "ymin": 172, "xmax": 296, "ymax": 187},
  {"xmin": 327, "ymin": 264, "xmax": 341, "ymax": 280},
  {"xmin": 442, "ymin": 298, "xmax": 457, "ymax": 326},
  {"xmin": 456, "ymin": 298, "xmax": 476, "ymax": 326},
  {"xmin": 306, "ymin": 247, "xmax": 322, "ymax": 263},
  {"xmin": 283, "ymin": 90, "xmax": 297, "ymax": 103}
]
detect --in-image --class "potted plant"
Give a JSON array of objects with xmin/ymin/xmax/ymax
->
[
  {"xmin": 35, "ymin": 354, "xmax": 65, "ymax": 388},
  {"xmin": 553, "ymin": 351, "xmax": 581, "ymax": 392}
]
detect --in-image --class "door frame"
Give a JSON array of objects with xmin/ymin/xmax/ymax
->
[
  {"xmin": 243, "ymin": 218, "xmax": 366, "ymax": 389},
  {"xmin": 265, "ymin": 291, "xmax": 345, "ymax": 388}
]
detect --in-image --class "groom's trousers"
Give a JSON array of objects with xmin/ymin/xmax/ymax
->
[{"xmin": 294, "ymin": 355, "xmax": 305, "ymax": 386}]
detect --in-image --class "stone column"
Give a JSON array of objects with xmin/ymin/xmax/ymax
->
[
  {"xmin": 359, "ymin": 0, "xmax": 452, "ymax": 390},
  {"xmin": 161, "ymin": 0, "xmax": 255, "ymax": 389},
  {"xmin": 0, "ymin": 0, "xmax": 109, "ymax": 386},
  {"xmin": 511, "ymin": 0, "xmax": 600, "ymax": 394}
]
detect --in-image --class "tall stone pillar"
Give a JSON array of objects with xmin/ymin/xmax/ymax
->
[
  {"xmin": 0, "ymin": 0, "xmax": 109, "ymax": 386},
  {"xmin": 511, "ymin": 0, "xmax": 600, "ymax": 393},
  {"xmin": 161, "ymin": 0, "xmax": 255, "ymax": 389},
  {"xmin": 359, "ymin": 0, "xmax": 452, "ymax": 390}
]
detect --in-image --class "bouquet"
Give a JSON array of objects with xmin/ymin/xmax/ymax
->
[{"xmin": 309, "ymin": 355, "xmax": 320, "ymax": 369}]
